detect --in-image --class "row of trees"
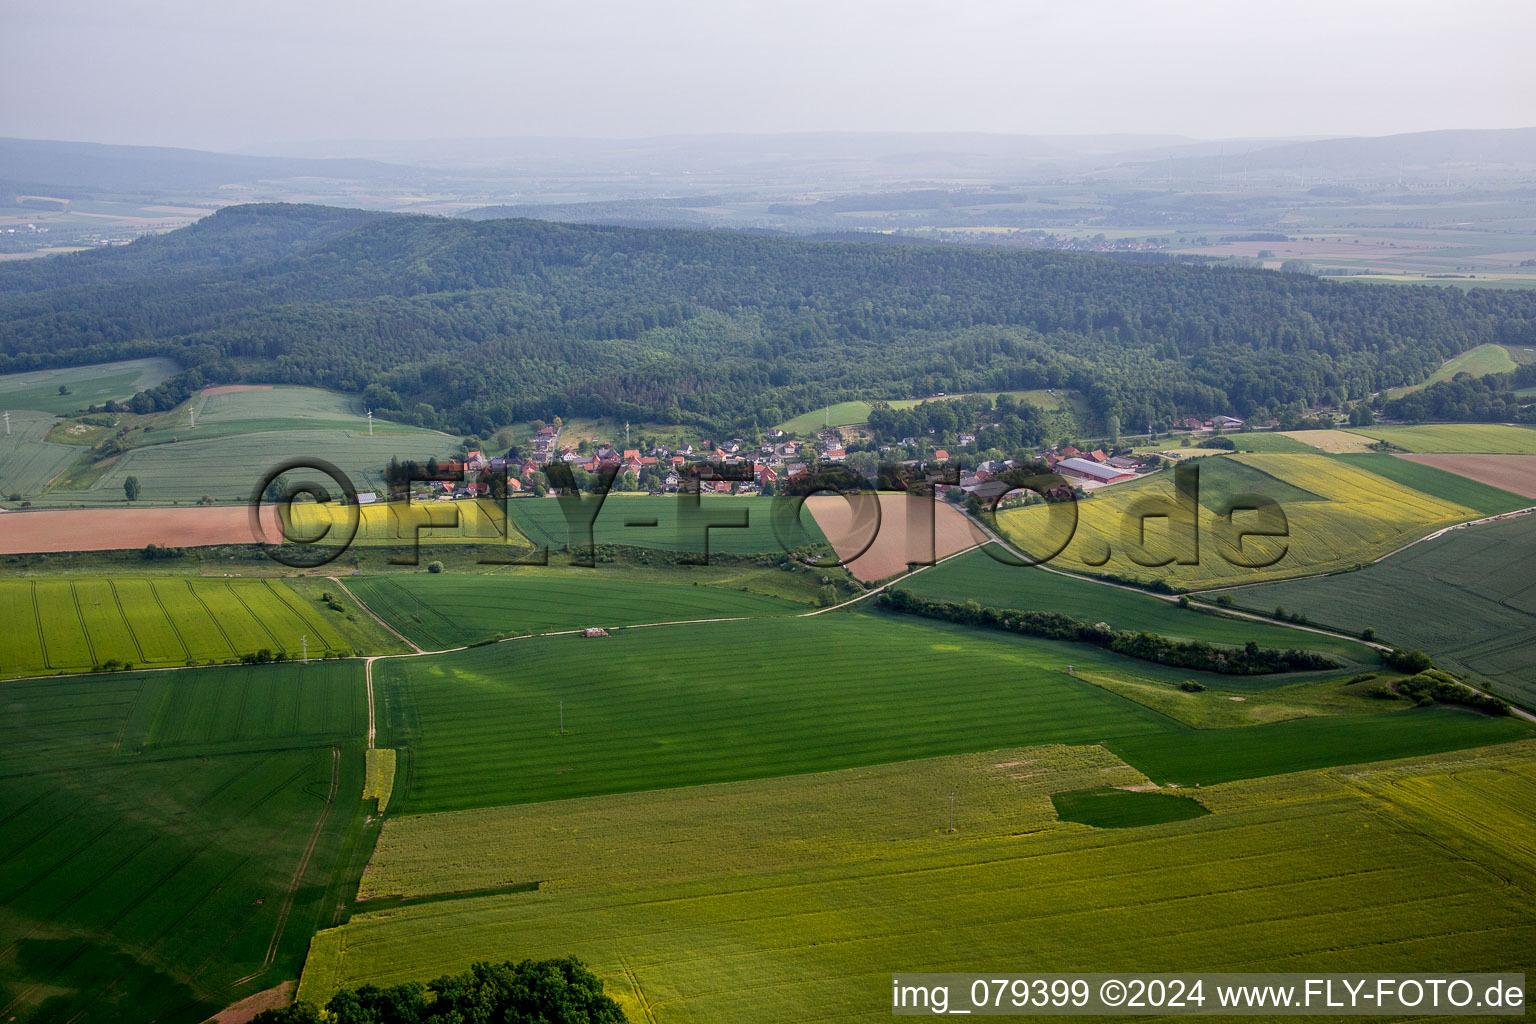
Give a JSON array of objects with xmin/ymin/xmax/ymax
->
[
  {"xmin": 877, "ymin": 590, "xmax": 1338, "ymax": 675},
  {"xmin": 252, "ymin": 957, "xmax": 627, "ymax": 1023}
]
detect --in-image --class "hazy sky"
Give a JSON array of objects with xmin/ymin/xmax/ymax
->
[{"xmin": 3, "ymin": 0, "xmax": 1532, "ymax": 152}]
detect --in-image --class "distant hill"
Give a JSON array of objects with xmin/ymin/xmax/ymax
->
[
  {"xmin": 1125, "ymin": 127, "xmax": 1536, "ymax": 182},
  {"xmin": 0, "ymin": 137, "xmax": 429, "ymax": 197},
  {"xmin": 2, "ymin": 203, "xmax": 1533, "ymax": 437}
]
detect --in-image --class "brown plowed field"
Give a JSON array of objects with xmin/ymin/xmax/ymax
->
[
  {"xmin": 1397, "ymin": 453, "xmax": 1536, "ymax": 500},
  {"xmin": 805, "ymin": 493, "xmax": 985, "ymax": 582},
  {"xmin": 0, "ymin": 503, "xmax": 282, "ymax": 554}
]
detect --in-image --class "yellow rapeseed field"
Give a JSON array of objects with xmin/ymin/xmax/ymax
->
[{"xmin": 996, "ymin": 453, "xmax": 1475, "ymax": 590}]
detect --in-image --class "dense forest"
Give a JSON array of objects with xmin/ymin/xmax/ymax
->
[{"xmin": 2, "ymin": 203, "xmax": 1533, "ymax": 435}]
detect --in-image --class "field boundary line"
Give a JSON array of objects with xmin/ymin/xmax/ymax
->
[
  {"xmin": 364, "ymin": 659, "xmax": 376, "ymax": 750},
  {"xmin": 963, "ymin": 516, "xmax": 1536, "ymax": 724},
  {"xmin": 147, "ymin": 580, "xmax": 193, "ymax": 660},
  {"xmin": 29, "ymin": 581, "xmax": 52, "ymax": 670},
  {"xmin": 329, "ymin": 577, "xmax": 424, "ymax": 654},
  {"xmin": 263, "ymin": 745, "xmax": 341, "ymax": 969},
  {"xmin": 185, "ymin": 579, "xmax": 241, "ymax": 657},
  {"xmin": 226, "ymin": 580, "xmax": 285, "ymax": 650},
  {"xmin": 107, "ymin": 580, "xmax": 149, "ymax": 663},
  {"xmin": 66, "ymin": 583, "xmax": 99, "ymax": 668},
  {"xmin": 1190, "ymin": 505, "xmax": 1536, "ymax": 596},
  {"xmin": 266, "ymin": 579, "xmax": 338, "ymax": 652},
  {"xmin": 111, "ymin": 676, "xmax": 149, "ymax": 755},
  {"xmin": 801, "ymin": 541, "xmax": 981, "ymax": 616}
]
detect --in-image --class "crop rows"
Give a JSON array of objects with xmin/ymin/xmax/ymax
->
[
  {"xmin": 998, "ymin": 452, "xmax": 1475, "ymax": 589},
  {"xmin": 1239, "ymin": 512, "xmax": 1536, "ymax": 706},
  {"xmin": 0, "ymin": 577, "xmax": 350, "ymax": 679},
  {"xmin": 304, "ymin": 743, "xmax": 1536, "ymax": 1023},
  {"xmin": 347, "ymin": 573, "xmax": 802, "ymax": 650},
  {"xmin": 376, "ymin": 612, "xmax": 1526, "ymax": 815},
  {"xmin": 0, "ymin": 657, "xmax": 369, "ymax": 1024}
]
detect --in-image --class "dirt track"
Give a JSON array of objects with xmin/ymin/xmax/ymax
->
[
  {"xmin": 1397, "ymin": 453, "xmax": 1536, "ymax": 500},
  {"xmin": 0, "ymin": 504, "xmax": 282, "ymax": 554},
  {"xmin": 805, "ymin": 493, "xmax": 985, "ymax": 581}
]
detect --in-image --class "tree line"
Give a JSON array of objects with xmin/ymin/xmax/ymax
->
[{"xmin": 878, "ymin": 589, "xmax": 1338, "ymax": 675}]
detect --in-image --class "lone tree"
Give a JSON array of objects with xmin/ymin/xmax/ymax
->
[
  {"xmin": 251, "ymin": 957, "xmax": 628, "ymax": 1023},
  {"xmin": 123, "ymin": 476, "xmax": 141, "ymax": 502}
]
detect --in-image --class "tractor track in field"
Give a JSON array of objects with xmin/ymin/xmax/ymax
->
[{"xmin": 260, "ymin": 745, "xmax": 340, "ymax": 972}]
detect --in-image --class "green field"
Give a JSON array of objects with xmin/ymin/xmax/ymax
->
[
  {"xmin": 505, "ymin": 494, "xmax": 828, "ymax": 557},
  {"xmin": 300, "ymin": 741, "xmax": 1536, "ymax": 1022},
  {"xmin": 997, "ymin": 452, "xmax": 1477, "ymax": 590},
  {"xmin": 0, "ymin": 661, "xmax": 368, "ymax": 1023},
  {"xmin": 0, "ymin": 576, "xmax": 357, "ymax": 678},
  {"xmin": 0, "ymin": 409, "xmax": 79, "ymax": 498},
  {"xmin": 1337, "ymin": 452, "xmax": 1530, "ymax": 514},
  {"xmin": 0, "ymin": 357, "xmax": 178, "ymax": 415},
  {"xmin": 44, "ymin": 427, "xmax": 453, "ymax": 505},
  {"xmin": 1345, "ymin": 423, "xmax": 1536, "ymax": 454},
  {"xmin": 21, "ymin": 385, "xmax": 457, "ymax": 505},
  {"xmin": 902, "ymin": 545, "xmax": 1371, "ymax": 663},
  {"xmin": 1049, "ymin": 786, "xmax": 1209, "ymax": 828},
  {"xmin": 774, "ymin": 400, "xmax": 874, "ymax": 433},
  {"xmin": 1386, "ymin": 343, "xmax": 1520, "ymax": 397},
  {"xmin": 375, "ymin": 611, "xmax": 1522, "ymax": 815},
  {"xmin": 1234, "ymin": 513, "xmax": 1536, "ymax": 707},
  {"xmin": 345, "ymin": 572, "xmax": 807, "ymax": 650}
]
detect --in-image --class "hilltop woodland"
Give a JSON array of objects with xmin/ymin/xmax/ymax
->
[{"xmin": 3, "ymin": 204, "xmax": 1535, "ymax": 438}]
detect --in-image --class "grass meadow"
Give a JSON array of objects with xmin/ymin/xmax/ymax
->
[
  {"xmin": 1345, "ymin": 423, "xmax": 1536, "ymax": 454},
  {"xmin": 0, "ymin": 409, "xmax": 79, "ymax": 497},
  {"xmin": 0, "ymin": 357, "xmax": 178, "ymax": 415},
  {"xmin": 996, "ymin": 453, "xmax": 1476, "ymax": 590},
  {"xmin": 374, "ymin": 611, "xmax": 1524, "ymax": 815},
  {"xmin": 299, "ymin": 741, "xmax": 1536, "ymax": 1023},
  {"xmin": 1236, "ymin": 513, "xmax": 1536, "ymax": 707},
  {"xmin": 21, "ymin": 384, "xmax": 455, "ymax": 505},
  {"xmin": 0, "ymin": 576, "xmax": 354, "ymax": 678},
  {"xmin": 0, "ymin": 661, "xmax": 369, "ymax": 1024},
  {"xmin": 347, "ymin": 573, "xmax": 807, "ymax": 650},
  {"xmin": 1385, "ymin": 343, "xmax": 1520, "ymax": 397},
  {"xmin": 901, "ymin": 545, "xmax": 1372, "ymax": 663}
]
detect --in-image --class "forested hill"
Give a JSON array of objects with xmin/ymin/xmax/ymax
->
[{"xmin": 2, "ymin": 203, "xmax": 1533, "ymax": 435}]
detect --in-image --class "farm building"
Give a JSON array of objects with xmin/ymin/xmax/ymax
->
[{"xmin": 1057, "ymin": 458, "xmax": 1135, "ymax": 484}]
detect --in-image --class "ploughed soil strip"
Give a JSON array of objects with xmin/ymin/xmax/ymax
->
[
  {"xmin": 806, "ymin": 493, "xmax": 985, "ymax": 582},
  {"xmin": 1397, "ymin": 453, "xmax": 1536, "ymax": 500},
  {"xmin": 0, "ymin": 504, "xmax": 283, "ymax": 554}
]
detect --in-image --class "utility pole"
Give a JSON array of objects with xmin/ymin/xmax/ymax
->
[
  {"xmin": 189, "ymin": 405, "xmax": 195, "ymax": 429},
  {"xmin": 301, "ymin": 635, "xmax": 307, "ymax": 664},
  {"xmin": 367, "ymin": 409, "xmax": 374, "ymax": 436},
  {"xmin": 3, "ymin": 411, "xmax": 9, "ymax": 436},
  {"xmin": 559, "ymin": 700, "xmax": 564, "ymax": 736},
  {"xmin": 625, "ymin": 422, "xmax": 630, "ymax": 446},
  {"xmin": 948, "ymin": 788, "xmax": 956, "ymax": 833}
]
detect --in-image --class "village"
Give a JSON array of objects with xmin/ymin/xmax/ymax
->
[{"xmin": 385, "ymin": 409, "xmax": 1251, "ymax": 504}]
